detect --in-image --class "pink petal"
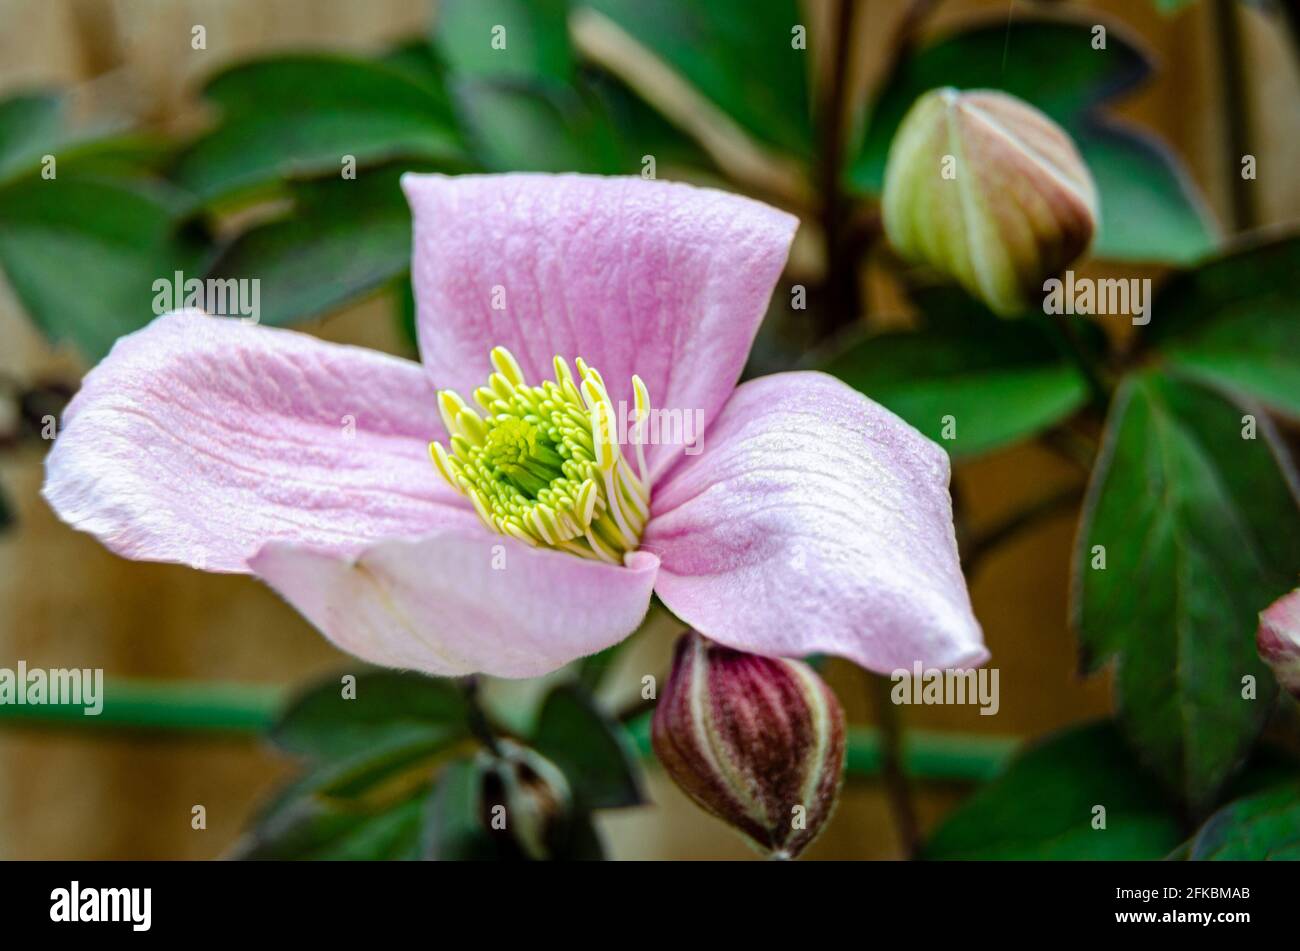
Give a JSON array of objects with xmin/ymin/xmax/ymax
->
[
  {"xmin": 403, "ymin": 172, "xmax": 797, "ymax": 476},
  {"xmin": 642, "ymin": 371, "xmax": 986, "ymax": 673},
  {"xmin": 250, "ymin": 533, "xmax": 661, "ymax": 677},
  {"xmin": 43, "ymin": 311, "xmax": 474, "ymax": 573}
]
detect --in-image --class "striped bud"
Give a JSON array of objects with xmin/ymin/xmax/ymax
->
[
  {"xmin": 651, "ymin": 631, "xmax": 846, "ymax": 859},
  {"xmin": 1258, "ymin": 588, "xmax": 1300, "ymax": 699},
  {"xmin": 882, "ymin": 87, "xmax": 1098, "ymax": 316}
]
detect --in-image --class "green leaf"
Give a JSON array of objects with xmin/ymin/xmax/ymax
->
[
  {"xmin": 1152, "ymin": 234, "xmax": 1300, "ymax": 419},
  {"xmin": 821, "ymin": 293, "xmax": 1088, "ymax": 457},
  {"xmin": 204, "ymin": 164, "xmax": 413, "ymax": 326},
  {"xmin": 436, "ymin": 0, "xmax": 574, "ymax": 81},
  {"xmin": 0, "ymin": 91, "xmax": 177, "ymax": 189},
  {"xmin": 272, "ymin": 669, "xmax": 469, "ymax": 762},
  {"xmin": 1072, "ymin": 370, "xmax": 1300, "ymax": 812},
  {"xmin": 850, "ymin": 18, "xmax": 1217, "ymax": 263},
  {"xmin": 1074, "ymin": 120, "xmax": 1215, "ymax": 263},
  {"xmin": 531, "ymin": 686, "xmax": 644, "ymax": 809},
  {"xmin": 453, "ymin": 79, "xmax": 625, "ymax": 173},
  {"xmin": 581, "ymin": 0, "xmax": 813, "ymax": 159},
  {"xmin": 0, "ymin": 175, "xmax": 209, "ymax": 358},
  {"xmin": 234, "ymin": 786, "xmax": 428, "ymax": 860},
  {"xmin": 422, "ymin": 757, "xmax": 504, "ymax": 860},
  {"xmin": 1181, "ymin": 782, "xmax": 1300, "ymax": 859},
  {"xmin": 0, "ymin": 93, "xmax": 64, "ymax": 182},
  {"xmin": 586, "ymin": 68, "xmax": 714, "ymax": 175},
  {"xmin": 924, "ymin": 721, "xmax": 1185, "ymax": 860},
  {"xmin": 421, "ymin": 755, "xmax": 569, "ymax": 860},
  {"xmin": 174, "ymin": 54, "xmax": 466, "ymax": 203}
]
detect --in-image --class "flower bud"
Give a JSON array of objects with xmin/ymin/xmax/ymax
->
[
  {"xmin": 652, "ymin": 631, "xmax": 845, "ymax": 858},
  {"xmin": 882, "ymin": 87, "xmax": 1098, "ymax": 316},
  {"xmin": 1258, "ymin": 588, "xmax": 1300, "ymax": 699},
  {"xmin": 479, "ymin": 739, "xmax": 573, "ymax": 860}
]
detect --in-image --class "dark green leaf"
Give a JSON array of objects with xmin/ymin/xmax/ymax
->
[
  {"xmin": 0, "ymin": 484, "xmax": 13, "ymax": 533},
  {"xmin": 585, "ymin": 67, "xmax": 714, "ymax": 176},
  {"xmin": 924, "ymin": 721, "xmax": 1184, "ymax": 860},
  {"xmin": 272, "ymin": 669, "xmax": 469, "ymax": 762},
  {"xmin": 454, "ymin": 79, "xmax": 624, "ymax": 173},
  {"xmin": 1152, "ymin": 234, "xmax": 1300, "ymax": 418},
  {"xmin": 234, "ymin": 786, "xmax": 427, "ymax": 860},
  {"xmin": 1072, "ymin": 370, "xmax": 1300, "ymax": 812},
  {"xmin": 581, "ymin": 0, "xmax": 812, "ymax": 159},
  {"xmin": 422, "ymin": 757, "xmax": 506, "ymax": 860},
  {"xmin": 850, "ymin": 18, "xmax": 1217, "ymax": 263},
  {"xmin": 436, "ymin": 0, "xmax": 574, "ymax": 81},
  {"xmin": 205, "ymin": 164, "xmax": 413, "ymax": 326},
  {"xmin": 532, "ymin": 686, "xmax": 644, "ymax": 809},
  {"xmin": 174, "ymin": 54, "xmax": 466, "ymax": 202},
  {"xmin": 1181, "ymin": 782, "xmax": 1300, "ymax": 860},
  {"xmin": 821, "ymin": 293, "xmax": 1088, "ymax": 457},
  {"xmin": 379, "ymin": 39, "xmax": 451, "ymax": 93},
  {"xmin": 0, "ymin": 175, "xmax": 209, "ymax": 358},
  {"xmin": 1074, "ymin": 120, "xmax": 1216, "ymax": 263}
]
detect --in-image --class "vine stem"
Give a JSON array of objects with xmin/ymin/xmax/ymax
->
[
  {"xmin": 1211, "ymin": 0, "xmax": 1255, "ymax": 232},
  {"xmin": 867, "ymin": 670, "xmax": 922, "ymax": 858},
  {"xmin": 815, "ymin": 0, "xmax": 861, "ymax": 337},
  {"xmin": 961, "ymin": 483, "xmax": 1087, "ymax": 574},
  {"xmin": 460, "ymin": 676, "xmax": 502, "ymax": 756}
]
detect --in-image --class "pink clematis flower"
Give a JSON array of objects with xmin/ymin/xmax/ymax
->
[{"xmin": 42, "ymin": 174, "xmax": 985, "ymax": 678}]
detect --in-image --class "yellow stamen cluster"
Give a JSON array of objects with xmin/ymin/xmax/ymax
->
[{"xmin": 430, "ymin": 347, "xmax": 652, "ymax": 564}]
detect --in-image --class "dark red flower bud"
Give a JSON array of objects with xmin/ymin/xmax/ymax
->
[{"xmin": 652, "ymin": 631, "xmax": 846, "ymax": 858}]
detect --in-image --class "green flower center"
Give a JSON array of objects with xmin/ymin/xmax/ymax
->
[{"xmin": 430, "ymin": 346, "xmax": 651, "ymax": 563}]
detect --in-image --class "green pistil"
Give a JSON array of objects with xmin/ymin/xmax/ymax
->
[{"xmin": 430, "ymin": 346, "xmax": 652, "ymax": 564}]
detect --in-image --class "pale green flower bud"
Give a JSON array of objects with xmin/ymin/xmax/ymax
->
[{"xmin": 882, "ymin": 87, "xmax": 1099, "ymax": 316}]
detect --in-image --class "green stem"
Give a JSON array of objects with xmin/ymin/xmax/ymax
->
[
  {"xmin": 0, "ymin": 677, "xmax": 281, "ymax": 735},
  {"xmin": 0, "ymin": 678, "xmax": 1019, "ymax": 783},
  {"xmin": 868, "ymin": 670, "xmax": 921, "ymax": 857},
  {"xmin": 1212, "ymin": 0, "xmax": 1255, "ymax": 232},
  {"xmin": 815, "ymin": 0, "xmax": 861, "ymax": 337},
  {"xmin": 460, "ymin": 676, "xmax": 503, "ymax": 756}
]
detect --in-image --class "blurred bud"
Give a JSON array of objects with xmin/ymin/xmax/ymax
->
[
  {"xmin": 1258, "ymin": 588, "xmax": 1300, "ymax": 699},
  {"xmin": 882, "ymin": 87, "xmax": 1098, "ymax": 316},
  {"xmin": 479, "ymin": 739, "xmax": 572, "ymax": 860},
  {"xmin": 652, "ymin": 631, "xmax": 845, "ymax": 858}
]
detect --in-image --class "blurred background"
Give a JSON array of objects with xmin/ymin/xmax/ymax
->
[{"xmin": 0, "ymin": 0, "xmax": 1297, "ymax": 859}]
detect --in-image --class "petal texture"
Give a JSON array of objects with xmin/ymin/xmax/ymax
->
[
  {"xmin": 643, "ymin": 371, "xmax": 986, "ymax": 673},
  {"xmin": 43, "ymin": 311, "xmax": 473, "ymax": 573},
  {"xmin": 404, "ymin": 172, "xmax": 797, "ymax": 476},
  {"xmin": 250, "ymin": 533, "xmax": 660, "ymax": 677}
]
